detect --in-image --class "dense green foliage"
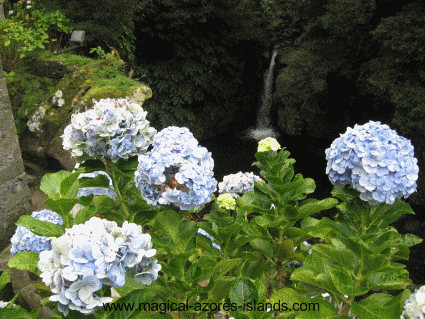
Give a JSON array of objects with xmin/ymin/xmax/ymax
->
[
  {"xmin": 34, "ymin": 0, "xmax": 142, "ymax": 64},
  {"xmin": 0, "ymin": 0, "xmax": 72, "ymax": 71},
  {"xmin": 131, "ymin": 0, "xmax": 269, "ymax": 134}
]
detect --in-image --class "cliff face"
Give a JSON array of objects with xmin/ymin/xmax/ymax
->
[{"xmin": 0, "ymin": 57, "xmax": 33, "ymax": 253}]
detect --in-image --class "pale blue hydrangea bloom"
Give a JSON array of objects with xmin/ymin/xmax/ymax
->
[
  {"xmin": 401, "ymin": 285, "xmax": 425, "ymax": 319},
  {"xmin": 326, "ymin": 121, "xmax": 419, "ymax": 205},
  {"xmin": 134, "ymin": 126, "xmax": 217, "ymax": 211},
  {"xmin": 38, "ymin": 217, "xmax": 160, "ymax": 316},
  {"xmin": 61, "ymin": 98, "xmax": 157, "ymax": 163},
  {"xmin": 197, "ymin": 228, "xmax": 221, "ymax": 250},
  {"xmin": 218, "ymin": 171, "xmax": 264, "ymax": 199},
  {"xmin": 10, "ymin": 209, "xmax": 63, "ymax": 256}
]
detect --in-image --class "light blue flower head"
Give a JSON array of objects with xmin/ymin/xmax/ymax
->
[
  {"xmin": 218, "ymin": 171, "xmax": 264, "ymax": 199},
  {"xmin": 326, "ymin": 121, "xmax": 419, "ymax": 205},
  {"xmin": 38, "ymin": 217, "xmax": 159, "ymax": 316},
  {"xmin": 61, "ymin": 98, "xmax": 157, "ymax": 162},
  {"xmin": 10, "ymin": 209, "xmax": 63, "ymax": 256},
  {"xmin": 135, "ymin": 126, "xmax": 217, "ymax": 211}
]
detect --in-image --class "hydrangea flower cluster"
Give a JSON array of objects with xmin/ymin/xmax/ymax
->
[
  {"xmin": 38, "ymin": 217, "xmax": 160, "ymax": 316},
  {"xmin": 325, "ymin": 121, "xmax": 419, "ymax": 205},
  {"xmin": 134, "ymin": 126, "xmax": 217, "ymax": 211},
  {"xmin": 77, "ymin": 170, "xmax": 117, "ymax": 200},
  {"xmin": 61, "ymin": 98, "xmax": 157, "ymax": 163},
  {"xmin": 258, "ymin": 137, "xmax": 281, "ymax": 152},
  {"xmin": 197, "ymin": 229, "xmax": 221, "ymax": 250},
  {"xmin": 218, "ymin": 171, "xmax": 264, "ymax": 199},
  {"xmin": 216, "ymin": 193, "xmax": 236, "ymax": 211},
  {"xmin": 10, "ymin": 209, "xmax": 63, "ymax": 256},
  {"xmin": 401, "ymin": 285, "xmax": 425, "ymax": 319}
]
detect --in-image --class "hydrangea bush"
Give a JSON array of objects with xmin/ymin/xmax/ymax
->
[
  {"xmin": 326, "ymin": 120, "xmax": 419, "ymax": 205},
  {"xmin": 7, "ymin": 110, "xmax": 423, "ymax": 319},
  {"xmin": 62, "ymin": 98, "xmax": 157, "ymax": 163}
]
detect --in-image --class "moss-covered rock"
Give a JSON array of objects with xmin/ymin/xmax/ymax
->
[{"xmin": 14, "ymin": 52, "xmax": 155, "ymax": 170}]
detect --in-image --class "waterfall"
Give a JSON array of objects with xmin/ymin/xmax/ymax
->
[
  {"xmin": 257, "ymin": 48, "xmax": 278, "ymax": 129},
  {"xmin": 245, "ymin": 46, "xmax": 280, "ymax": 141}
]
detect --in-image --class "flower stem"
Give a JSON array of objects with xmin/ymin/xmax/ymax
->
[{"xmin": 102, "ymin": 159, "xmax": 131, "ymax": 222}]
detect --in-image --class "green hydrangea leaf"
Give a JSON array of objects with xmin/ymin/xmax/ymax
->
[{"xmin": 8, "ymin": 252, "xmax": 40, "ymax": 275}]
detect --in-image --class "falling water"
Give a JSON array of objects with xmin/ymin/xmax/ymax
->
[{"xmin": 246, "ymin": 46, "xmax": 280, "ymax": 141}]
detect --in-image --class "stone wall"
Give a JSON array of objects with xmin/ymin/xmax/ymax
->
[{"xmin": 0, "ymin": 57, "xmax": 33, "ymax": 252}]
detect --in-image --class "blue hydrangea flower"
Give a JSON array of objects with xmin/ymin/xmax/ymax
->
[
  {"xmin": 62, "ymin": 98, "xmax": 157, "ymax": 163},
  {"xmin": 134, "ymin": 126, "xmax": 217, "ymax": 211},
  {"xmin": 326, "ymin": 121, "xmax": 419, "ymax": 205},
  {"xmin": 38, "ymin": 217, "xmax": 160, "ymax": 316},
  {"xmin": 10, "ymin": 209, "xmax": 63, "ymax": 256},
  {"xmin": 218, "ymin": 172, "xmax": 264, "ymax": 199}
]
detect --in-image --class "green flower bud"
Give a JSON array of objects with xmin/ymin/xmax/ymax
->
[
  {"xmin": 216, "ymin": 193, "xmax": 236, "ymax": 211},
  {"xmin": 258, "ymin": 137, "xmax": 281, "ymax": 152}
]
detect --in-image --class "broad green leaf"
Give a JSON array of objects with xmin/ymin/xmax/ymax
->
[
  {"xmin": 73, "ymin": 159, "xmax": 105, "ymax": 173},
  {"xmin": 249, "ymin": 238, "xmax": 274, "ymax": 259},
  {"xmin": 207, "ymin": 277, "xmax": 236, "ymax": 303},
  {"xmin": 270, "ymin": 288, "xmax": 310, "ymax": 315},
  {"xmin": 0, "ymin": 269, "xmax": 10, "ymax": 290},
  {"xmin": 350, "ymin": 292, "xmax": 407, "ymax": 319},
  {"xmin": 311, "ymin": 245, "xmax": 356, "ymax": 271},
  {"xmin": 73, "ymin": 205, "xmax": 97, "ymax": 225},
  {"xmin": 217, "ymin": 224, "xmax": 242, "ymax": 244},
  {"xmin": 229, "ymin": 278, "xmax": 258, "ymax": 309},
  {"xmin": 15, "ymin": 215, "xmax": 64, "ymax": 237},
  {"xmin": 78, "ymin": 174, "xmax": 111, "ymax": 188},
  {"xmin": 0, "ymin": 308, "xmax": 33, "ymax": 319},
  {"xmin": 291, "ymin": 255, "xmax": 339, "ymax": 296},
  {"xmin": 60, "ymin": 172, "xmax": 80, "ymax": 198},
  {"xmin": 366, "ymin": 269, "xmax": 411, "ymax": 290},
  {"xmin": 155, "ymin": 210, "xmax": 180, "ymax": 245},
  {"xmin": 8, "ymin": 252, "xmax": 40, "ymax": 275},
  {"xmin": 402, "ymin": 233, "xmax": 423, "ymax": 247},
  {"xmin": 40, "ymin": 171, "xmax": 72, "ymax": 199},
  {"xmin": 44, "ymin": 198, "xmax": 79, "ymax": 227},
  {"xmin": 275, "ymin": 178, "xmax": 315, "ymax": 203},
  {"xmin": 254, "ymin": 181, "xmax": 278, "ymax": 197},
  {"xmin": 211, "ymin": 258, "xmax": 242, "ymax": 281},
  {"xmin": 329, "ymin": 268, "xmax": 369, "ymax": 296},
  {"xmin": 297, "ymin": 198, "xmax": 338, "ymax": 218},
  {"xmin": 197, "ymin": 233, "xmax": 221, "ymax": 256}
]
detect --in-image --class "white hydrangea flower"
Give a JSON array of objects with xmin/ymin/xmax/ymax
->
[
  {"xmin": 27, "ymin": 106, "xmax": 46, "ymax": 134},
  {"xmin": 402, "ymin": 286, "xmax": 425, "ymax": 319}
]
